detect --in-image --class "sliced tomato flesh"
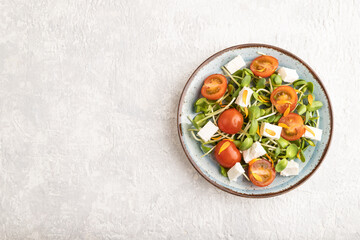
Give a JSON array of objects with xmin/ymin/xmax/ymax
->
[
  {"xmin": 270, "ymin": 86, "xmax": 298, "ymax": 113},
  {"xmin": 250, "ymin": 55, "xmax": 279, "ymax": 78},
  {"xmin": 248, "ymin": 159, "xmax": 276, "ymax": 187},
  {"xmin": 201, "ymin": 74, "xmax": 227, "ymax": 100},
  {"xmin": 278, "ymin": 113, "xmax": 305, "ymax": 141}
]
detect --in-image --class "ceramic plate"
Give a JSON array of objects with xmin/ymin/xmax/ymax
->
[{"xmin": 177, "ymin": 44, "xmax": 333, "ymax": 198}]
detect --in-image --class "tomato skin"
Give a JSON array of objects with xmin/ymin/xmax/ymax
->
[
  {"xmin": 214, "ymin": 140, "xmax": 241, "ymax": 168},
  {"xmin": 250, "ymin": 55, "xmax": 279, "ymax": 78},
  {"xmin": 217, "ymin": 108, "xmax": 244, "ymax": 134},
  {"xmin": 278, "ymin": 113, "xmax": 305, "ymax": 141},
  {"xmin": 270, "ymin": 86, "xmax": 298, "ymax": 113},
  {"xmin": 201, "ymin": 74, "xmax": 227, "ymax": 100},
  {"xmin": 248, "ymin": 159, "xmax": 276, "ymax": 187}
]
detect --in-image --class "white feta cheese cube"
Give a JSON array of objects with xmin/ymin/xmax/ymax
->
[
  {"xmin": 224, "ymin": 55, "xmax": 246, "ymax": 74},
  {"xmin": 197, "ymin": 121, "xmax": 219, "ymax": 142},
  {"xmin": 302, "ymin": 126, "xmax": 322, "ymax": 141},
  {"xmin": 278, "ymin": 67, "xmax": 299, "ymax": 83},
  {"xmin": 280, "ymin": 160, "xmax": 299, "ymax": 176},
  {"xmin": 242, "ymin": 142, "xmax": 267, "ymax": 163},
  {"xmin": 235, "ymin": 87, "xmax": 254, "ymax": 107},
  {"xmin": 227, "ymin": 162, "xmax": 245, "ymax": 182},
  {"xmin": 260, "ymin": 122, "xmax": 282, "ymax": 140}
]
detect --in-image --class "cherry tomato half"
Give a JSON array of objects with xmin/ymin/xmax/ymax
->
[
  {"xmin": 270, "ymin": 86, "xmax": 298, "ymax": 113},
  {"xmin": 201, "ymin": 74, "xmax": 227, "ymax": 100},
  {"xmin": 278, "ymin": 113, "xmax": 305, "ymax": 141},
  {"xmin": 214, "ymin": 140, "xmax": 241, "ymax": 168},
  {"xmin": 248, "ymin": 158, "xmax": 276, "ymax": 187},
  {"xmin": 250, "ymin": 55, "xmax": 279, "ymax": 78},
  {"xmin": 217, "ymin": 108, "xmax": 244, "ymax": 134}
]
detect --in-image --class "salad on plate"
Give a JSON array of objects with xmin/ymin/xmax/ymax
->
[{"xmin": 187, "ymin": 53, "xmax": 323, "ymax": 187}]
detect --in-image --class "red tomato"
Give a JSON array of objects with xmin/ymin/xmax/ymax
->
[
  {"xmin": 214, "ymin": 140, "xmax": 241, "ymax": 168},
  {"xmin": 201, "ymin": 74, "xmax": 227, "ymax": 100},
  {"xmin": 270, "ymin": 86, "xmax": 298, "ymax": 113},
  {"xmin": 278, "ymin": 113, "xmax": 305, "ymax": 141},
  {"xmin": 250, "ymin": 55, "xmax": 279, "ymax": 78},
  {"xmin": 217, "ymin": 108, "xmax": 244, "ymax": 134},
  {"xmin": 248, "ymin": 159, "xmax": 276, "ymax": 187}
]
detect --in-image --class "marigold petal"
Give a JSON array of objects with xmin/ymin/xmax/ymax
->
[
  {"xmin": 283, "ymin": 105, "xmax": 291, "ymax": 117},
  {"xmin": 242, "ymin": 90, "xmax": 248, "ymax": 105},
  {"xmin": 278, "ymin": 123, "xmax": 290, "ymax": 129},
  {"xmin": 304, "ymin": 125, "xmax": 315, "ymax": 137},
  {"xmin": 265, "ymin": 129, "xmax": 276, "ymax": 136},
  {"xmin": 218, "ymin": 141, "xmax": 231, "ymax": 155}
]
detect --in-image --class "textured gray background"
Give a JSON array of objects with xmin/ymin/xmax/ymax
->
[{"xmin": 0, "ymin": 0, "xmax": 359, "ymax": 239}]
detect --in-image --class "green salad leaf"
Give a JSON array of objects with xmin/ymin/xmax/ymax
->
[
  {"xmin": 275, "ymin": 159, "xmax": 288, "ymax": 172},
  {"xmin": 239, "ymin": 137, "xmax": 253, "ymax": 151},
  {"xmin": 286, "ymin": 144, "xmax": 298, "ymax": 159},
  {"xmin": 220, "ymin": 166, "xmax": 228, "ymax": 177},
  {"xmin": 307, "ymin": 101, "xmax": 323, "ymax": 112}
]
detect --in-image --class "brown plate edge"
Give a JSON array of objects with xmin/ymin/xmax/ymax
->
[{"xmin": 177, "ymin": 43, "xmax": 333, "ymax": 198}]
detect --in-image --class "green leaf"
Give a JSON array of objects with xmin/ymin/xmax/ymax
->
[
  {"xmin": 194, "ymin": 106, "xmax": 203, "ymax": 113},
  {"xmin": 273, "ymin": 114, "xmax": 282, "ymax": 123},
  {"xmin": 297, "ymin": 105, "xmax": 307, "ymax": 115},
  {"xmin": 252, "ymin": 92, "xmax": 260, "ymax": 101},
  {"xmin": 274, "ymin": 75, "xmax": 282, "ymax": 85},
  {"xmin": 233, "ymin": 69, "xmax": 243, "ymax": 78},
  {"xmin": 286, "ymin": 144, "xmax": 298, "ymax": 159},
  {"xmin": 224, "ymin": 96, "xmax": 233, "ymax": 103},
  {"xmin": 241, "ymin": 75, "xmax": 251, "ymax": 87},
  {"xmin": 299, "ymin": 150, "xmax": 306, "ymax": 162},
  {"xmin": 275, "ymin": 147, "xmax": 281, "ymax": 157},
  {"xmin": 220, "ymin": 166, "xmax": 228, "ymax": 177},
  {"xmin": 304, "ymin": 138, "xmax": 315, "ymax": 147},
  {"xmin": 193, "ymin": 113, "xmax": 206, "ymax": 129},
  {"xmin": 305, "ymin": 111, "xmax": 310, "ymax": 124},
  {"xmin": 248, "ymin": 106, "xmax": 261, "ymax": 120},
  {"xmin": 260, "ymin": 109, "xmax": 266, "ymax": 117},
  {"xmin": 267, "ymin": 115, "xmax": 276, "ymax": 123},
  {"xmin": 194, "ymin": 98, "xmax": 210, "ymax": 113},
  {"xmin": 264, "ymin": 107, "xmax": 272, "ymax": 115},
  {"xmin": 227, "ymin": 84, "xmax": 235, "ymax": 95},
  {"xmin": 259, "ymin": 102, "xmax": 272, "ymax": 107},
  {"xmin": 307, "ymin": 101, "xmax": 323, "ymax": 112},
  {"xmin": 277, "ymin": 137, "xmax": 290, "ymax": 149},
  {"xmin": 275, "ymin": 159, "xmax": 288, "ymax": 172},
  {"xmin": 239, "ymin": 137, "xmax": 253, "ymax": 151},
  {"xmin": 293, "ymin": 79, "xmax": 307, "ymax": 87},
  {"xmin": 232, "ymin": 87, "xmax": 242, "ymax": 98},
  {"xmin": 293, "ymin": 139, "xmax": 301, "ymax": 147},
  {"xmin": 194, "ymin": 97, "xmax": 208, "ymax": 106},
  {"xmin": 233, "ymin": 140, "xmax": 242, "ymax": 149},
  {"xmin": 256, "ymin": 78, "xmax": 266, "ymax": 89},
  {"xmin": 309, "ymin": 120, "xmax": 317, "ymax": 127},
  {"xmin": 213, "ymin": 104, "xmax": 221, "ymax": 112},
  {"xmin": 253, "ymin": 133, "xmax": 260, "ymax": 141},
  {"xmin": 301, "ymin": 139, "xmax": 305, "ymax": 149},
  {"xmin": 270, "ymin": 74, "xmax": 276, "ymax": 81},
  {"xmin": 307, "ymin": 82, "xmax": 314, "ymax": 93},
  {"xmin": 243, "ymin": 68, "xmax": 254, "ymax": 76},
  {"xmin": 248, "ymin": 120, "xmax": 258, "ymax": 136},
  {"xmin": 201, "ymin": 144, "xmax": 212, "ymax": 153}
]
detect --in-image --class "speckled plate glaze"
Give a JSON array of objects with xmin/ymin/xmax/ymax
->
[{"xmin": 177, "ymin": 44, "xmax": 333, "ymax": 198}]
